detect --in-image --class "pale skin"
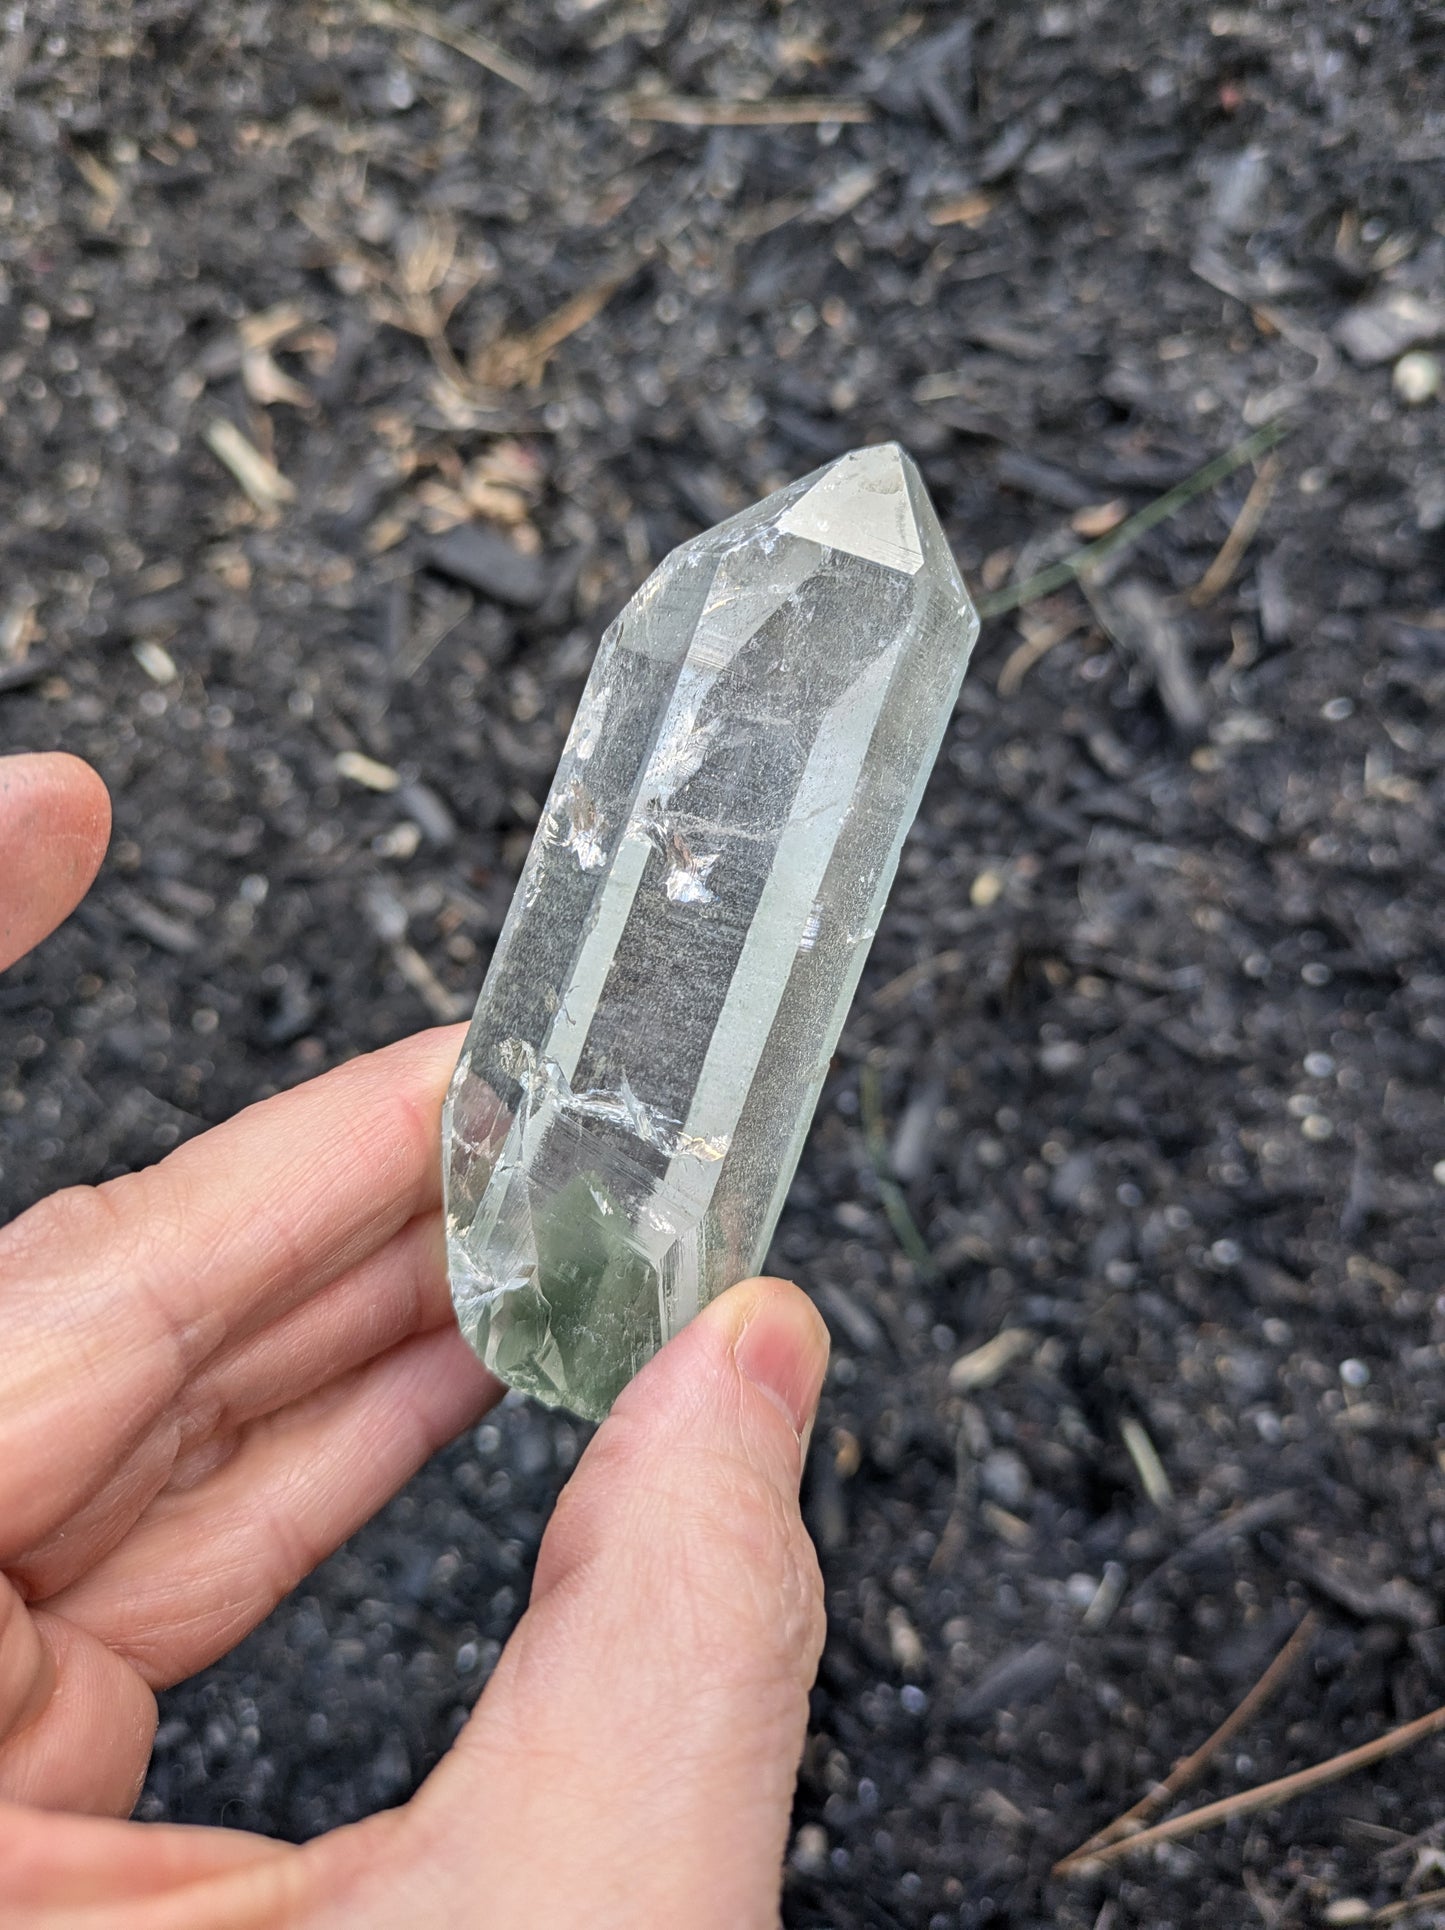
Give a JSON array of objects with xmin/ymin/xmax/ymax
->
[{"xmin": 0, "ymin": 751, "xmax": 831, "ymax": 1929}]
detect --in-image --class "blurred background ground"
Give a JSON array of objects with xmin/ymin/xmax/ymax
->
[{"xmin": 2, "ymin": 2, "xmax": 1444, "ymax": 1923}]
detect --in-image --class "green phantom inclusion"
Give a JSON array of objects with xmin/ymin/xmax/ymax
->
[{"xmin": 443, "ymin": 444, "xmax": 980, "ymax": 1421}]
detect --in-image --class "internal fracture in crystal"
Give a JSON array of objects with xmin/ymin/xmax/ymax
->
[{"xmin": 444, "ymin": 444, "xmax": 979, "ymax": 1420}]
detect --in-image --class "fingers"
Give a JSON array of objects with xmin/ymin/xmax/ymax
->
[
  {"xmin": 176, "ymin": 1212, "xmax": 452, "ymax": 1468},
  {"xmin": 0, "ymin": 1026, "xmax": 464, "ymax": 1562},
  {"xmin": 47, "ymin": 1324, "xmax": 500, "ymax": 1688},
  {"xmin": 9, "ymin": 1212, "xmax": 450, "ymax": 1602},
  {"xmin": 0, "ymin": 1579, "xmax": 53, "ymax": 1744},
  {"xmin": 360, "ymin": 1278, "xmax": 829, "ymax": 1930},
  {"xmin": 0, "ymin": 1800, "xmax": 297, "ymax": 1910},
  {"xmin": 0, "ymin": 752, "xmax": 110, "ymax": 973},
  {"xmin": 0, "ymin": 1610, "xmax": 156, "ymax": 1816}
]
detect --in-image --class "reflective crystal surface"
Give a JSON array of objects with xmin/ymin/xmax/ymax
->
[{"xmin": 444, "ymin": 445, "xmax": 979, "ymax": 1420}]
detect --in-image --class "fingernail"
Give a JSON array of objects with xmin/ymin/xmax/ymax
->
[{"xmin": 732, "ymin": 1282, "xmax": 830, "ymax": 1447}]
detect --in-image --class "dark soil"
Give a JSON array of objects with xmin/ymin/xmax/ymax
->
[{"xmin": 4, "ymin": 3, "xmax": 1445, "ymax": 1924}]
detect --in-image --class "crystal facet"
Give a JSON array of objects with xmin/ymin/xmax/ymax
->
[{"xmin": 444, "ymin": 445, "xmax": 979, "ymax": 1420}]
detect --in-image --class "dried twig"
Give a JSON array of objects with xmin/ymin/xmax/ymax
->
[
  {"xmin": 1370, "ymin": 1887, "xmax": 1445, "ymax": 1925},
  {"xmin": 1056, "ymin": 1696, "xmax": 1445, "ymax": 1876},
  {"xmin": 359, "ymin": 0, "xmax": 543, "ymax": 96},
  {"xmin": 996, "ymin": 606, "xmax": 1083, "ymax": 697},
  {"xmin": 976, "ymin": 419, "xmax": 1291, "ymax": 620},
  {"xmin": 392, "ymin": 942, "xmax": 469, "ymax": 1023},
  {"xmin": 1059, "ymin": 1612, "xmax": 1319, "ymax": 1869},
  {"xmin": 1189, "ymin": 451, "xmax": 1283, "ymax": 606},
  {"xmin": 618, "ymin": 94, "xmax": 872, "ymax": 127},
  {"xmin": 871, "ymin": 948, "xmax": 966, "ymax": 1011},
  {"xmin": 472, "ymin": 274, "xmax": 629, "ymax": 390}
]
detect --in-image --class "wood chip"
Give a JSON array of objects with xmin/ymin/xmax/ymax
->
[
  {"xmin": 1121, "ymin": 1415, "xmax": 1173, "ymax": 1507},
  {"xmin": 928, "ymin": 189, "xmax": 995, "ymax": 227},
  {"xmin": 72, "ymin": 147, "xmax": 121, "ymax": 223},
  {"xmin": 238, "ymin": 301, "xmax": 311, "ymax": 352},
  {"xmin": 982, "ymin": 1502, "xmax": 1033, "ymax": 1547},
  {"xmin": 335, "ymin": 751, "xmax": 401, "ymax": 793},
  {"xmin": 204, "ymin": 419, "xmax": 296, "ymax": 509},
  {"xmin": 949, "ymin": 1327, "xmax": 1036, "ymax": 1392},
  {"xmin": 1071, "ymin": 499, "xmax": 1128, "ymax": 538},
  {"xmin": 1085, "ymin": 576, "xmax": 1208, "ymax": 740},
  {"xmin": 242, "ymin": 347, "xmax": 314, "ymax": 410},
  {"xmin": 887, "ymin": 1606, "xmax": 926, "ymax": 1675}
]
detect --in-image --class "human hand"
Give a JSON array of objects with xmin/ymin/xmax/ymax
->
[{"xmin": 1, "ymin": 752, "xmax": 830, "ymax": 1928}]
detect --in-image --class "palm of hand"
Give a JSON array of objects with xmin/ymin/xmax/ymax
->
[{"xmin": 0, "ymin": 754, "xmax": 829, "ymax": 1930}]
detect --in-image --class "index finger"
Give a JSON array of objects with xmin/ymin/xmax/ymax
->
[{"xmin": 0, "ymin": 1025, "xmax": 465, "ymax": 1558}]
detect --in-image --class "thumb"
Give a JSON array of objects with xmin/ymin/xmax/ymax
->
[
  {"xmin": 370, "ymin": 1278, "xmax": 829, "ymax": 1930},
  {"xmin": 0, "ymin": 752, "xmax": 111, "ymax": 973}
]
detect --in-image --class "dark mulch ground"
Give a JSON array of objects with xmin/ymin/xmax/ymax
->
[{"xmin": 4, "ymin": 2, "xmax": 1444, "ymax": 1923}]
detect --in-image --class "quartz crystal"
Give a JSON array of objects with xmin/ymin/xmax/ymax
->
[{"xmin": 444, "ymin": 444, "xmax": 979, "ymax": 1420}]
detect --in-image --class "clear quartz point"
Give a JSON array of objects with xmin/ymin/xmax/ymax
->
[{"xmin": 444, "ymin": 444, "xmax": 979, "ymax": 1420}]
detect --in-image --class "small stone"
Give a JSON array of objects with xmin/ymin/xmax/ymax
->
[
  {"xmin": 887, "ymin": 1605, "xmax": 927, "ymax": 1675},
  {"xmin": 132, "ymin": 639, "xmax": 178, "ymax": 684},
  {"xmin": 1323, "ymin": 1902, "xmax": 1372, "ymax": 1928},
  {"xmin": 428, "ymin": 525, "xmax": 547, "ymax": 606},
  {"xmin": 444, "ymin": 446, "xmax": 978, "ymax": 1419},
  {"xmin": 791, "ymin": 1824, "xmax": 829, "ymax": 1876},
  {"xmin": 1394, "ymin": 349, "xmax": 1442, "ymax": 405},
  {"xmin": 980, "ymin": 1448, "xmax": 1032, "ymax": 1510},
  {"xmin": 1335, "ymin": 291, "xmax": 1445, "ymax": 367}
]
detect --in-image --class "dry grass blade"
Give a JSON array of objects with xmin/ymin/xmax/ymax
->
[
  {"xmin": 203, "ymin": 420, "xmax": 295, "ymax": 509},
  {"xmin": 858, "ymin": 1063, "xmax": 936, "ymax": 1280},
  {"xmin": 359, "ymin": 0, "xmax": 543, "ymax": 96},
  {"xmin": 1189, "ymin": 451, "xmax": 1284, "ymax": 606},
  {"xmin": 1058, "ymin": 1612, "xmax": 1319, "ymax": 1870},
  {"xmin": 619, "ymin": 94, "xmax": 872, "ymax": 126},
  {"xmin": 1056, "ymin": 1696, "xmax": 1445, "ymax": 1876}
]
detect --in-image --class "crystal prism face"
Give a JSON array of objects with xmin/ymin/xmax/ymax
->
[{"xmin": 444, "ymin": 444, "xmax": 979, "ymax": 1420}]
